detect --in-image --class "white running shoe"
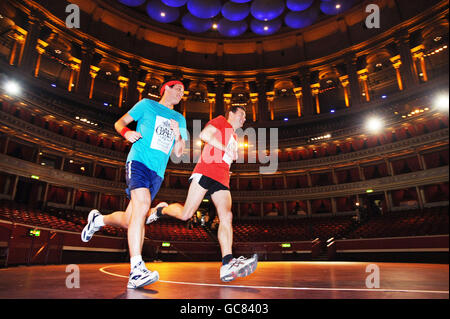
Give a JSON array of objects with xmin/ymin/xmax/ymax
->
[
  {"xmin": 146, "ymin": 202, "xmax": 168, "ymax": 225},
  {"xmin": 81, "ymin": 209, "xmax": 102, "ymax": 242},
  {"xmin": 127, "ymin": 261, "xmax": 159, "ymax": 289},
  {"xmin": 220, "ymin": 253, "xmax": 258, "ymax": 282}
]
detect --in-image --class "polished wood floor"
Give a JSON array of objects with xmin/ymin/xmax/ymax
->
[{"xmin": 0, "ymin": 261, "xmax": 448, "ymax": 299}]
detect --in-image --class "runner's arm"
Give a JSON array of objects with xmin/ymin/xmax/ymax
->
[
  {"xmin": 114, "ymin": 113, "xmax": 142, "ymax": 143},
  {"xmin": 199, "ymin": 125, "xmax": 226, "ymax": 152},
  {"xmin": 172, "ymin": 137, "xmax": 185, "ymax": 157}
]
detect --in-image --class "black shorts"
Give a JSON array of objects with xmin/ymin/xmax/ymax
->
[{"xmin": 189, "ymin": 173, "xmax": 229, "ymax": 199}]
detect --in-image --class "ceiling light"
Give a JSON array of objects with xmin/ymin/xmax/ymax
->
[
  {"xmin": 4, "ymin": 81, "xmax": 21, "ymax": 95},
  {"xmin": 366, "ymin": 117, "xmax": 384, "ymax": 133},
  {"xmin": 434, "ymin": 93, "xmax": 449, "ymax": 111}
]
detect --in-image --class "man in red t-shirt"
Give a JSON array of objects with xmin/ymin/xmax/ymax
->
[{"xmin": 147, "ymin": 105, "xmax": 258, "ymax": 282}]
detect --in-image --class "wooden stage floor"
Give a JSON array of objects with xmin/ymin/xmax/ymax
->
[{"xmin": 0, "ymin": 261, "xmax": 448, "ymax": 299}]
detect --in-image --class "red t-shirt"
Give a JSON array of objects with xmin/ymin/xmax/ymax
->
[{"xmin": 192, "ymin": 116, "xmax": 237, "ymax": 188}]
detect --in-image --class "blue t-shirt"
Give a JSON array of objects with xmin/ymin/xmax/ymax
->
[{"xmin": 126, "ymin": 98, "xmax": 187, "ymax": 179}]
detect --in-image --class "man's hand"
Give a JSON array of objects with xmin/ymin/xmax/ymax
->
[
  {"xmin": 124, "ymin": 130, "xmax": 142, "ymax": 143},
  {"xmin": 170, "ymin": 119, "xmax": 180, "ymax": 139},
  {"xmin": 225, "ymin": 144, "xmax": 238, "ymax": 161}
]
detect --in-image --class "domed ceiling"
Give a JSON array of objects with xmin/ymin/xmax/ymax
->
[{"xmin": 115, "ymin": 0, "xmax": 362, "ymax": 38}]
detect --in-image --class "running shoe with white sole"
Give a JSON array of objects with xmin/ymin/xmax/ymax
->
[
  {"xmin": 146, "ymin": 202, "xmax": 168, "ymax": 225},
  {"xmin": 220, "ymin": 253, "xmax": 258, "ymax": 282},
  {"xmin": 127, "ymin": 261, "xmax": 159, "ymax": 289},
  {"xmin": 81, "ymin": 209, "xmax": 102, "ymax": 242}
]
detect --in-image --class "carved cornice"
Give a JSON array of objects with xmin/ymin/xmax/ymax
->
[
  {"xmin": 157, "ymin": 166, "xmax": 449, "ymax": 202},
  {"xmin": 168, "ymin": 128, "xmax": 449, "ymax": 173},
  {"xmin": 0, "ymin": 109, "xmax": 126, "ymax": 164},
  {"xmin": 0, "ymin": 151, "xmax": 447, "ymax": 202},
  {"xmin": 1, "ymin": 104, "xmax": 448, "ymax": 175}
]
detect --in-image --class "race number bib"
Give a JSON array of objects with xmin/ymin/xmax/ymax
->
[
  {"xmin": 150, "ymin": 115, "xmax": 175, "ymax": 154},
  {"xmin": 223, "ymin": 135, "xmax": 237, "ymax": 165}
]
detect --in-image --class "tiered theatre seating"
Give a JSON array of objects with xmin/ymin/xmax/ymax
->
[
  {"xmin": 345, "ymin": 207, "xmax": 449, "ymax": 239},
  {"xmin": 0, "ymin": 201, "xmax": 124, "ymax": 236},
  {"xmin": 232, "ymin": 216, "xmax": 355, "ymax": 242},
  {"xmin": 146, "ymin": 217, "xmax": 212, "ymax": 242},
  {"xmin": 0, "ymin": 204, "xmax": 81, "ymax": 232},
  {"xmin": 0, "ymin": 200, "xmax": 448, "ymax": 242}
]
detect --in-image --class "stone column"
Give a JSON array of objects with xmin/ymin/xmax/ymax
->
[
  {"xmin": 345, "ymin": 54, "xmax": 362, "ymax": 107},
  {"xmin": 77, "ymin": 42, "xmax": 95, "ymax": 96},
  {"xmin": 311, "ymin": 83, "xmax": 321, "ymax": 114},
  {"xmin": 214, "ymin": 78, "xmax": 225, "ymax": 117},
  {"xmin": 34, "ymin": 40, "xmax": 47, "ymax": 78},
  {"xmin": 256, "ymin": 75, "xmax": 269, "ymax": 122},
  {"xmin": 250, "ymin": 93, "xmax": 258, "ymax": 122},
  {"xmin": 396, "ymin": 31, "xmax": 419, "ymax": 89},
  {"xmin": 137, "ymin": 81, "xmax": 146, "ymax": 101},
  {"xmin": 266, "ymin": 93, "xmax": 275, "ymax": 120},
  {"xmin": 331, "ymin": 197, "xmax": 337, "ymax": 215},
  {"xmin": 68, "ymin": 57, "xmax": 81, "ymax": 92},
  {"xmin": 298, "ymin": 68, "xmax": 314, "ymax": 116},
  {"xmin": 118, "ymin": 76, "xmax": 129, "ymax": 108},
  {"xmin": 339, "ymin": 75, "xmax": 350, "ymax": 107},
  {"xmin": 208, "ymin": 95, "xmax": 215, "ymax": 120},
  {"xmin": 384, "ymin": 190, "xmax": 393, "ymax": 212},
  {"xmin": 20, "ymin": 12, "xmax": 42, "ymax": 74},
  {"xmin": 294, "ymin": 88, "xmax": 303, "ymax": 116},
  {"xmin": 357, "ymin": 69, "xmax": 370, "ymax": 102},
  {"xmin": 9, "ymin": 30, "xmax": 26, "ymax": 66},
  {"xmin": 390, "ymin": 55, "xmax": 404, "ymax": 91},
  {"xmin": 126, "ymin": 60, "xmax": 140, "ymax": 107},
  {"xmin": 412, "ymin": 45, "xmax": 428, "ymax": 82},
  {"xmin": 88, "ymin": 66, "xmax": 100, "ymax": 99}
]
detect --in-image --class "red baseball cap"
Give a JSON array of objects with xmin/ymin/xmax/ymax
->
[{"xmin": 160, "ymin": 80, "xmax": 184, "ymax": 96}]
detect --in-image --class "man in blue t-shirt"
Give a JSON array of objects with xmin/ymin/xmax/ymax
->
[{"xmin": 81, "ymin": 80, "xmax": 187, "ymax": 289}]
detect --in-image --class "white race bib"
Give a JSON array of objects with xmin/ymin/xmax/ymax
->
[{"xmin": 150, "ymin": 115, "xmax": 175, "ymax": 154}]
